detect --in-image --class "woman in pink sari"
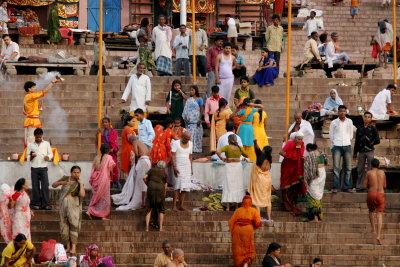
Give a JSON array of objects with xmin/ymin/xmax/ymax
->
[
  {"xmin": 87, "ymin": 143, "xmax": 115, "ymax": 220},
  {"xmin": 9, "ymin": 178, "xmax": 33, "ymax": 240},
  {"xmin": 97, "ymin": 117, "xmax": 119, "ymax": 185},
  {"xmin": 0, "ymin": 184, "xmax": 13, "ymax": 243}
]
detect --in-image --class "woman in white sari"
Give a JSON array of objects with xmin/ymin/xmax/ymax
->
[
  {"xmin": 304, "ymin": 144, "xmax": 326, "ymax": 222},
  {"xmin": 321, "ymin": 88, "xmax": 343, "ymax": 116}
]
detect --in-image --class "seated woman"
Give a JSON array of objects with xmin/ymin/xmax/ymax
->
[
  {"xmin": 253, "ymin": 48, "xmax": 279, "ymax": 87},
  {"xmin": 261, "ymin": 242, "xmax": 291, "ymax": 267},
  {"xmin": 310, "ymin": 258, "xmax": 323, "ymax": 267},
  {"xmin": 216, "ymin": 134, "xmax": 248, "ymax": 211},
  {"xmin": 304, "ymin": 144, "xmax": 326, "ymax": 223},
  {"xmin": 321, "ymin": 88, "xmax": 343, "ymax": 116},
  {"xmin": 1, "ymin": 233, "xmax": 35, "ymax": 267},
  {"xmin": 80, "ymin": 244, "xmax": 103, "ymax": 267}
]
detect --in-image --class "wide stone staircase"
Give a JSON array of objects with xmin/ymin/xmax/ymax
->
[{"xmin": 1, "ymin": 190, "xmax": 399, "ymax": 267}]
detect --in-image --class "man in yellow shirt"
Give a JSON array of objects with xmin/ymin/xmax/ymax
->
[
  {"xmin": 265, "ymin": 14, "xmax": 284, "ymax": 69},
  {"xmin": 303, "ymin": 31, "xmax": 323, "ymax": 65},
  {"xmin": 23, "ymin": 78, "xmax": 56, "ymax": 146},
  {"xmin": 154, "ymin": 240, "xmax": 187, "ymax": 267},
  {"xmin": 1, "ymin": 234, "xmax": 36, "ymax": 267}
]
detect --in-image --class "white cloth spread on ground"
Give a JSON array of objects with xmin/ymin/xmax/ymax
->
[
  {"xmin": 307, "ymin": 167, "xmax": 326, "ymax": 200},
  {"xmin": 369, "ymin": 89, "xmax": 392, "ymax": 120},
  {"xmin": 121, "ymin": 73, "xmax": 152, "ymax": 112},
  {"xmin": 114, "ymin": 156, "xmax": 151, "ymax": 210},
  {"xmin": 221, "ymin": 162, "xmax": 246, "ymax": 203},
  {"xmin": 172, "ymin": 140, "xmax": 193, "ymax": 192}
]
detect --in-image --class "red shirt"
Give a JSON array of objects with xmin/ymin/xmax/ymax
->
[{"xmin": 206, "ymin": 45, "xmax": 224, "ymax": 72}]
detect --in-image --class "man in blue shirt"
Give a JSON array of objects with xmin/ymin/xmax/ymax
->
[
  {"xmin": 231, "ymin": 45, "xmax": 246, "ymax": 78},
  {"xmin": 134, "ymin": 108, "xmax": 155, "ymax": 149},
  {"xmin": 173, "ymin": 24, "xmax": 190, "ymax": 76}
]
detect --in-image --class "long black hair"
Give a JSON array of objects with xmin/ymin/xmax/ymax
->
[
  {"xmin": 217, "ymin": 98, "xmax": 228, "ymax": 117},
  {"xmin": 254, "ymin": 99, "xmax": 263, "ymax": 123},
  {"xmin": 171, "ymin": 79, "xmax": 182, "ymax": 91},
  {"xmin": 190, "ymin": 85, "xmax": 200, "ymax": 97},
  {"xmin": 123, "ymin": 115, "xmax": 134, "ymax": 127},
  {"xmin": 100, "ymin": 143, "xmax": 110, "ymax": 162},
  {"xmin": 266, "ymin": 242, "xmax": 281, "ymax": 254},
  {"xmin": 14, "ymin": 178, "xmax": 26, "ymax": 192}
]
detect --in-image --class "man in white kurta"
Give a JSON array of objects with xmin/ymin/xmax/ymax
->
[
  {"xmin": 325, "ymin": 32, "xmax": 350, "ymax": 68},
  {"xmin": 369, "ymin": 85, "xmax": 397, "ymax": 120},
  {"xmin": 121, "ymin": 62, "xmax": 151, "ymax": 113},
  {"xmin": 288, "ymin": 113, "xmax": 315, "ymax": 148},
  {"xmin": 152, "ymin": 15, "xmax": 173, "ymax": 76}
]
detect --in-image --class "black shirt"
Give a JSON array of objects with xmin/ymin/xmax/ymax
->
[
  {"xmin": 262, "ymin": 255, "xmax": 282, "ymax": 267},
  {"xmin": 354, "ymin": 124, "xmax": 380, "ymax": 155}
]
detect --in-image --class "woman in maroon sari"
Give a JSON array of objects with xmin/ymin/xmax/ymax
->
[
  {"xmin": 97, "ymin": 117, "xmax": 119, "ymax": 185},
  {"xmin": 279, "ymin": 131, "xmax": 307, "ymax": 216}
]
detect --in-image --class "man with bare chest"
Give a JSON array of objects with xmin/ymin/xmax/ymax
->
[
  {"xmin": 166, "ymin": 249, "xmax": 186, "ymax": 267},
  {"xmin": 363, "ymin": 158, "xmax": 386, "ymax": 245}
]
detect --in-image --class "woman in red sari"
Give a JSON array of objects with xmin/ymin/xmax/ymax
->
[
  {"xmin": 150, "ymin": 118, "xmax": 178, "ymax": 166},
  {"xmin": 279, "ymin": 131, "xmax": 307, "ymax": 216},
  {"xmin": 229, "ymin": 195, "xmax": 261, "ymax": 267},
  {"xmin": 80, "ymin": 244, "xmax": 102, "ymax": 267},
  {"xmin": 87, "ymin": 143, "xmax": 115, "ymax": 220},
  {"xmin": 97, "ymin": 117, "xmax": 119, "ymax": 184},
  {"xmin": 120, "ymin": 116, "xmax": 136, "ymax": 175}
]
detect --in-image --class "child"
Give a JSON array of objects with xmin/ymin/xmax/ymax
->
[
  {"xmin": 350, "ymin": 0, "xmax": 359, "ymax": 22},
  {"xmin": 166, "ymin": 80, "xmax": 188, "ymax": 120},
  {"xmin": 173, "ymin": 117, "xmax": 186, "ymax": 139}
]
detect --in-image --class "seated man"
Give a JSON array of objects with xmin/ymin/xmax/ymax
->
[
  {"xmin": 18, "ymin": 51, "xmax": 87, "ymax": 64},
  {"xmin": 369, "ymin": 84, "xmax": 397, "ymax": 120},
  {"xmin": 154, "ymin": 240, "xmax": 187, "ymax": 267},
  {"xmin": 233, "ymin": 76, "xmax": 255, "ymax": 108},
  {"xmin": 0, "ymin": 34, "xmax": 19, "ymax": 62},
  {"xmin": 231, "ymin": 45, "xmax": 246, "ymax": 78},
  {"xmin": 303, "ymin": 31, "xmax": 323, "ymax": 66},
  {"xmin": 1, "ymin": 234, "xmax": 36, "ymax": 267},
  {"xmin": 325, "ymin": 32, "xmax": 354, "ymax": 68},
  {"xmin": 318, "ymin": 33, "xmax": 328, "ymax": 62},
  {"xmin": 166, "ymin": 249, "xmax": 186, "ymax": 267}
]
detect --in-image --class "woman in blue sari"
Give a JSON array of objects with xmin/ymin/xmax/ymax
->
[
  {"xmin": 253, "ymin": 48, "xmax": 279, "ymax": 87},
  {"xmin": 182, "ymin": 85, "xmax": 204, "ymax": 153},
  {"xmin": 236, "ymin": 98, "xmax": 263, "ymax": 161}
]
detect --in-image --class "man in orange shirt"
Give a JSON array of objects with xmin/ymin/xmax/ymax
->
[{"xmin": 23, "ymin": 79, "xmax": 56, "ymax": 146}]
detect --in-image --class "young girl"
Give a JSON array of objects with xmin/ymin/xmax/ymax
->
[
  {"xmin": 253, "ymin": 48, "xmax": 279, "ymax": 87},
  {"xmin": 166, "ymin": 80, "xmax": 188, "ymax": 121}
]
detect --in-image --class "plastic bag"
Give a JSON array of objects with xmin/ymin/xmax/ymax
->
[
  {"xmin": 54, "ymin": 243, "xmax": 68, "ymax": 264},
  {"xmin": 36, "ymin": 239, "xmax": 56, "ymax": 264}
]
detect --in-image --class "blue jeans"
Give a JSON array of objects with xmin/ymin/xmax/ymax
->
[
  {"xmin": 333, "ymin": 52, "xmax": 350, "ymax": 64},
  {"xmin": 332, "ymin": 145, "xmax": 353, "ymax": 190}
]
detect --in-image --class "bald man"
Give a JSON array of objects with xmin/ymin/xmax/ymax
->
[
  {"xmin": 171, "ymin": 131, "xmax": 193, "ymax": 211},
  {"xmin": 287, "ymin": 112, "xmax": 315, "ymax": 150},
  {"xmin": 166, "ymin": 249, "xmax": 186, "ymax": 267}
]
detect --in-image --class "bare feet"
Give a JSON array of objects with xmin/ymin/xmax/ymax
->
[
  {"xmin": 179, "ymin": 207, "xmax": 186, "ymax": 211},
  {"xmin": 172, "ymin": 207, "xmax": 178, "ymax": 211},
  {"xmin": 79, "ymin": 56, "xmax": 88, "ymax": 64},
  {"xmin": 86, "ymin": 211, "xmax": 93, "ymax": 220},
  {"xmin": 159, "ymin": 228, "xmax": 164, "ymax": 232},
  {"xmin": 309, "ymin": 219, "xmax": 319, "ymax": 223},
  {"xmin": 101, "ymin": 217, "xmax": 110, "ymax": 220},
  {"xmin": 376, "ymin": 237, "xmax": 382, "ymax": 245},
  {"xmin": 145, "ymin": 228, "xmax": 149, "ymax": 232}
]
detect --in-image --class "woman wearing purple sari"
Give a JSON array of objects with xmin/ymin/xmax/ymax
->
[{"xmin": 253, "ymin": 48, "xmax": 279, "ymax": 87}]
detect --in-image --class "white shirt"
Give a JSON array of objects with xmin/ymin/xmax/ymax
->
[
  {"xmin": 26, "ymin": 140, "xmax": 53, "ymax": 168},
  {"xmin": 173, "ymin": 34, "xmax": 189, "ymax": 59},
  {"xmin": 152, "ymin": 25, "xmax": 172, "ymax": 60},
  {"xmin": 325, "ymin": 41, "xmax": 338, "ymax": 68},
  {"xmin": 303, "ymin": 18, "xmax": 324, "ymax": 37},
  {"xmin": 121, "ymin": 73, "xmax": 151, "ymax": 112},
  {"xmin": 329, "ymin": 117, "xmax": 354, "ymax": 147},
  {"xmin": 369, "ymin": 89, "xmax": 392, "ymax": 120},
  {"xmin": 171, "ymin": 140, "xmax": 193, "ymax": 158},
  {"xmin": 1, "ymin": 41, "xmax": 20, "ymax": 60}
]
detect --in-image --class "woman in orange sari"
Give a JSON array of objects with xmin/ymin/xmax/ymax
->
[
  {"xmin": 87, "ymin": 143, "xmax": 115, "ymax": 220},
  {"xmin": 210, "ymin": 98, "xmax": 231, "ymax": 152},
  {"xmin": 279, "ymin": 131, "xmax": 307, "ymax": 216},
  {"xmin": 229, "ymin": 195, "xmax": 261, "ymax": 267},
  {"xmin": 150, "ymin": 118, "xmax": 178, "ymax": 166},
  {"xmin": 120, "ymin": 116, "xmax": 136, "ymax": 175}
]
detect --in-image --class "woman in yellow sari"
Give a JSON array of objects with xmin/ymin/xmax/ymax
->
[
  {"xmin": 210, "ymin": 98, "xmax": 231, "ymax": 152},
  {"xmin": 252, "ymin": 99, "xmax": 269, "ymax": 149},
  {"xmin": 1, "ymin": 233, "xmax": 35, "ymax": 267}
]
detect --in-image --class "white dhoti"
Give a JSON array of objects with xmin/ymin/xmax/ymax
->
[
  {"xmin": 221, "ymin": 162, "xmax": 246, "ymax": 203},
  {"xmin": 24, "ymin": 126, "xmax": 36, "ymax": 146},
  {"xmin": 307, "ymin": 167, "xmax": 326, "ymax": 201},
  {"xmin": 173, "ymin": 156, "xmax": 192, "ymax": 192},
  {"xmin": 218, "ymin": 77, "xmax": 234, "ymax": 104},
  {"xmin": 112, "ymin": 156, "xmax": 151, "ymax": 210}
]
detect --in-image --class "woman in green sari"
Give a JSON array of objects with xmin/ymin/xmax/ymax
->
[{"xmin": 52, "ymin": 166, "xmax": 85, "ymax": 254}]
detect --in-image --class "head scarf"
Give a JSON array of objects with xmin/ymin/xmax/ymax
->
[
  {"xmin": 289, "ymin": 132, "xmax": 297, "ymax": 141},
  {"xmin": 323, "ymin": 89, "xmax": 343, "ymax": 111},
  {"xmin": 295, "ymin": 131, "xmax": 304, "ymax": 138},
  {"xmin": 82, "ymin": 244, "xmax": 101, "ymax": 267},
  {"xmin": 241, "ymin": 195, "xmax": 252, "ymax": 208}
]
